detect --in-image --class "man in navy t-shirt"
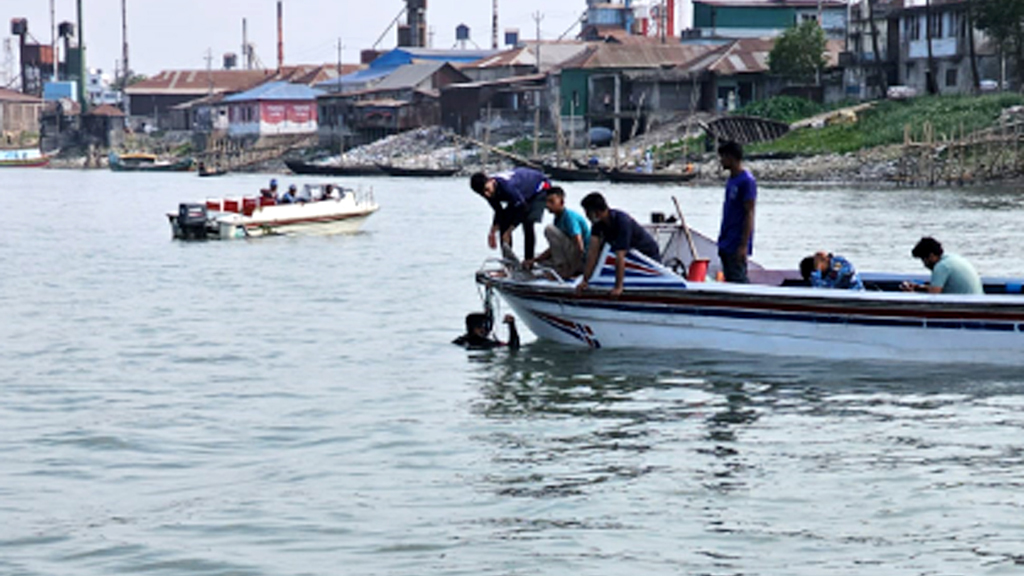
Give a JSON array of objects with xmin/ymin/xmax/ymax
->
[
  {"xmin": 470, "ymin": 167, "xmax": 551, "ymax": 260},
  {"xmin": 577, "ymin": 192, "xmax": 661, "ymax": 297},
  {"xmin": 717, "ymin": 141, "xmax": 757, "ymax": 283}
]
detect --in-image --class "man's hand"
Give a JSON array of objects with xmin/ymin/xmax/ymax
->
[
  {"xmin": 523, "ymin": 258, "xmax": 535, "ymax": 270},
  {"xmin": 503, "ymin": 314, "xmax": 515, "ymax": 324},
  {"xmin": 576, "ymin": 279, "xmax": 589, "ymax": 293},
  {"xmin": 488, "ymin": 231, "xmax": 498, "ymax": 250},
  {"xmin": 501, "ymin": 229, "xmax": 513, "ymax": 246}
]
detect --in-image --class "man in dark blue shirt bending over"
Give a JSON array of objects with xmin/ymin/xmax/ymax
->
[
  {"xmin": 470, "ymin": 167, "xmax": 551, "ymax": 260},
  {"xmin": 577, "ymin": 192, "xmax": 660, "ymax": 297}
]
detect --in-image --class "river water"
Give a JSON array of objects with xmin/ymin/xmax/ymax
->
[{"xmin": 2, "ymin": 168, "xmax": 1024, "ymax": 575}]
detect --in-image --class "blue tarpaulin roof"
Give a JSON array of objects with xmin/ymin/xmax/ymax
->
[
  {"xmin": 316, "ymin": 47, "xmax": 498, "ymax": 92},
  {"xmin": 223, "ymin": 81, "xmax": 323, "ymax": 103}
]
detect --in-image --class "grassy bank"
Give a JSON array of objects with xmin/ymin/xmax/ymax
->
[{"xmin": 749, "ymin": 93, "xmax": 1024, "ymax": 156}]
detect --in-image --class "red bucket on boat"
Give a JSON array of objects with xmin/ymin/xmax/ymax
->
[
  {"xmin": 205, "ymin": 199, "xmax": 221, "ymax": 211},
  {"xmin": 224, "ymin": 199, "xmax": 240, "ymax": 213},
  {"xmin": 687, "ymin": 259, "xmax": 710, "ymax": 282}
]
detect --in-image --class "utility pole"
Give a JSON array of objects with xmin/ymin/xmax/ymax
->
[
  {"xmin": 50, "ymin": 0, "xmax": 57, "ymax": 81},
  {"xmin": 77, "ymin": 0, "xmax": 86, "ymax": 109},
  {"xmin": 205, "ymin": 48, "xmax": 213, "ymax": 96},
  {"xmin": 121, "ymin": 0, "xmax": 129, "ymax": 83},
  {"xmin": 336, "ymin": 38, "xmax": 343, "ymax": 75},
  {"xmin": 532, "ymin": 11, "xmax": 543, "ymax": 71}
]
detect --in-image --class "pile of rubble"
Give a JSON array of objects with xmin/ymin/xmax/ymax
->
[{"xmin": 332, "ymin": 127, "xmax": 473, "ymax": 169}]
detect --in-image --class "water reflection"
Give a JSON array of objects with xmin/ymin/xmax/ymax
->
[{"xmin": 467, "ymin": 345, "xmax": 1024, "ymax": 500}]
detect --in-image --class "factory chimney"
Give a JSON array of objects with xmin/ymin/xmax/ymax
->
[
  {"xmin": 276, "ymin": 1, "xmax": 283, "ymax": 72},
  {"xmin": 491, "ymin": 0, "xmax": 498, "ymax": 49}
]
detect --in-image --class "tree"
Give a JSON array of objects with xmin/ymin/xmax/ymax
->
[
  {"xmin": 768, "ymin": 20, "xmax": 827, "ymax": 84},
  {"xmin": 868, "ymin": 0, "xmax": 888, "ymax": 95},
  {"xmin": 974, "ymin": 0, "xmax": 1024, "ymax": 87}
]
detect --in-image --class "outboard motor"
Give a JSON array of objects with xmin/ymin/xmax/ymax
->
[{"xmin": 178, "ymin": 203, "xmax": 209, "ymax": 240}]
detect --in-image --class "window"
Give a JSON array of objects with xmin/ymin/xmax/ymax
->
[
  {"xmin": 929, "ymin": 12, "xmax": 943, "ymax": 38},
  {"xmin": 907, "ymin": 15, "xmax": 921, "ymax": 41},
  {"xmin": 946, "ymin": 68, "xmax": 958, "ymax": 87}
]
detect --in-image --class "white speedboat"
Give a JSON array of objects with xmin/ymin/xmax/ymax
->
[
  {"xmin": 169, "ymin": 183, "xmax": 378, "ymax": 240},
  {"xmin": 476, "ymin": 213, "xmax": 1024, "ymax": 366}
]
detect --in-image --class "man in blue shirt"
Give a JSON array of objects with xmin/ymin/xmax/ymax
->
[
  {"xmin": 470, "ymin": 167, "xmax": 551, "ymax": 260},
  {"xmin": 577, "ymin": 192, "xmax": 661, "ymax": 297},
  {"xmin": 278, "ymin": 184, "xmax": 297, "ymax": 204},
  {"xmin": 717, "ymin": 141, "xmax": 757, "ymax": 283},
  {"xmin": 800, "ymin": 251, "xmax": 865, "ymax": 290},
  {"xmin": 524, "ymin": 187, "xmax": 590, "ymax": 279}
]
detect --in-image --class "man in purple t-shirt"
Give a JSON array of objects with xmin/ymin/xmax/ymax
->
[{"xmin": 717, "ymin": 141, "xmax": 757, "ymax": 283}]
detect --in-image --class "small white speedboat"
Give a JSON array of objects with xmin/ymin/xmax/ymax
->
[{"xmin": 169, "ymin": 183, "xmax": 379, "ymax": 240}]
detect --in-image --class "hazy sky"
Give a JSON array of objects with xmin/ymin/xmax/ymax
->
[{"xmin": 3, "ymin": 0, "xmax": 694, "ymax": 77}]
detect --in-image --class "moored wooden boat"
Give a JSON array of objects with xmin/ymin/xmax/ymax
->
[
  {"xmin": 109, "ymin": 152, "xmax": 194, "ymax": 172},
  {"xmin": 542, "ymin": 163, "xmax": 607, "ymax": 182},
  {"xmin": 376, "ymin": 164, "xmax": 460, "ymax": 177},
  {"xmin": 0, "ymin": 148, "xmax": 49, "ymax": 168},
  {"xmin": 284, "ymin": 159, "xmax": 383, "ymax": 176},
  {"xmin": 604, "ymin": 168, "xmax": 697, "ymax": 184}
]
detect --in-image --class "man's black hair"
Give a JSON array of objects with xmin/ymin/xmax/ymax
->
[
  {"xmin": 799, "ymin": 256, "xmax": 815, "ymax": 281},
  {"xmin": 470, "ymin": 172, "xmax": 489, "ymax": 194},
  {"xmin": 546, "ymin": 186, "xmax": 565, "ymax": 198},
  {"xmin": 465, "ymin": 312, "xmax": 491, "ymax": 333},
  {"xmin": 912, "ymin": 237, "xmax": 944, "ymax": 259},
  {"xmin": 717, "ymin": 141, "xmax": 744, "ymax": 161},
  {"xmin": 580, "ymin": 191, "xmax": 608, "ymax": 214}
]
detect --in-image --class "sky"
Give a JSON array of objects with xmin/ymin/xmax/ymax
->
[{"xmin": 2, "ymin": 0, "xmax": 693, "ymax": 79}]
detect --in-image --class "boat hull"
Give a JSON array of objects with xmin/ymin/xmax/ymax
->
[
  {"xmin": 169, "ymin": 190, "xmax": 378, "ymax": 240},
  {"xmin": 110, "ymin": 154, "xmax": 194, "ymax": 172},
  {"xmin": 285, "ymin": 160, "xmax": 382, "ymax": 176},
  {"xmin": 0, "ymin": 148, "xmax": 49, "ymax": 168},
  {"xmin": 376, "ymin": 165, "xmax": 460, "ymax": 177},
  {"xmin": 604, "ymin": 169, "xmax": 696, "ymax": 184}
]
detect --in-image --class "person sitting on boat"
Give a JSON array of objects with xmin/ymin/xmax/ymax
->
[
  {"xmin": 470, "ymin": 167, "xmax": 551, "ymax": 261},
  {"xmin": 452, "ymin": 313, "xmax": 520, "ymax": 351},
  {"xmin": 278, "ymin": 184, "xmax": 297, "ymax": 204},
  {"xmin": 577, "ymin": 192, "xmax": 661, "ymax": 298},
  {"xmin": 523, "ymin": 187, "xmax": 590, "ymax": 279},
  {"xmin": 261, "ymin": 179, "xmax": 279, "ymax": 200},
  {"xmin": 800, "ymin": 251, "xmax": 865, "ymax": 290},
  {"xmin": 902, "ymin": 237, "xmax": 983, "ymax": 295},
  {"xmin": 320, "ymin": 184, "xmax": 335, "ymax": 201},
  {"xmin": 717, "ymin": 141, "xmax": 757, "ymax": 284}
]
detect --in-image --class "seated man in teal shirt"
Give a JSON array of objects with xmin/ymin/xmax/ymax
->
[
  {"xmin": 524, "ymin": 187, "xmax": 590, "ymax": 279},
  {"xmin": 902, "ymin": 237, "xmax": 983, "ymax": 295}
]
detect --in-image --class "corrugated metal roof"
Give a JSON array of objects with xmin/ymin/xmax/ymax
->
[
  {"xmin": 372, "ymin": 62, "xmax": 449, "ymax": 91},
  {"xmin": 695, "ymin": 0, "xmax": 846, "ymax": 7},
  {"xmin": 570, "ymin": 43, "xmax": 719, "ymax": 69},
  {"xmin": 86, "ymin": 104, "xmax": 125, "ymax": 117},
  {"xmin": 223, "ymin": 81, "xmax": 323, "ymax": 103},
  {"xmin": 0, "ymin": 87, "xmax": 43, "ymax": 103},
  {"xmin": 125, "ymin": 69, "xmax": 272, "ymax": 95}
]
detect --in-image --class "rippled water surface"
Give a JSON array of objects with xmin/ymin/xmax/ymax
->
[{"xmin": 2, "ymin": 169, "xmax": 1024, "ymax": 575}]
